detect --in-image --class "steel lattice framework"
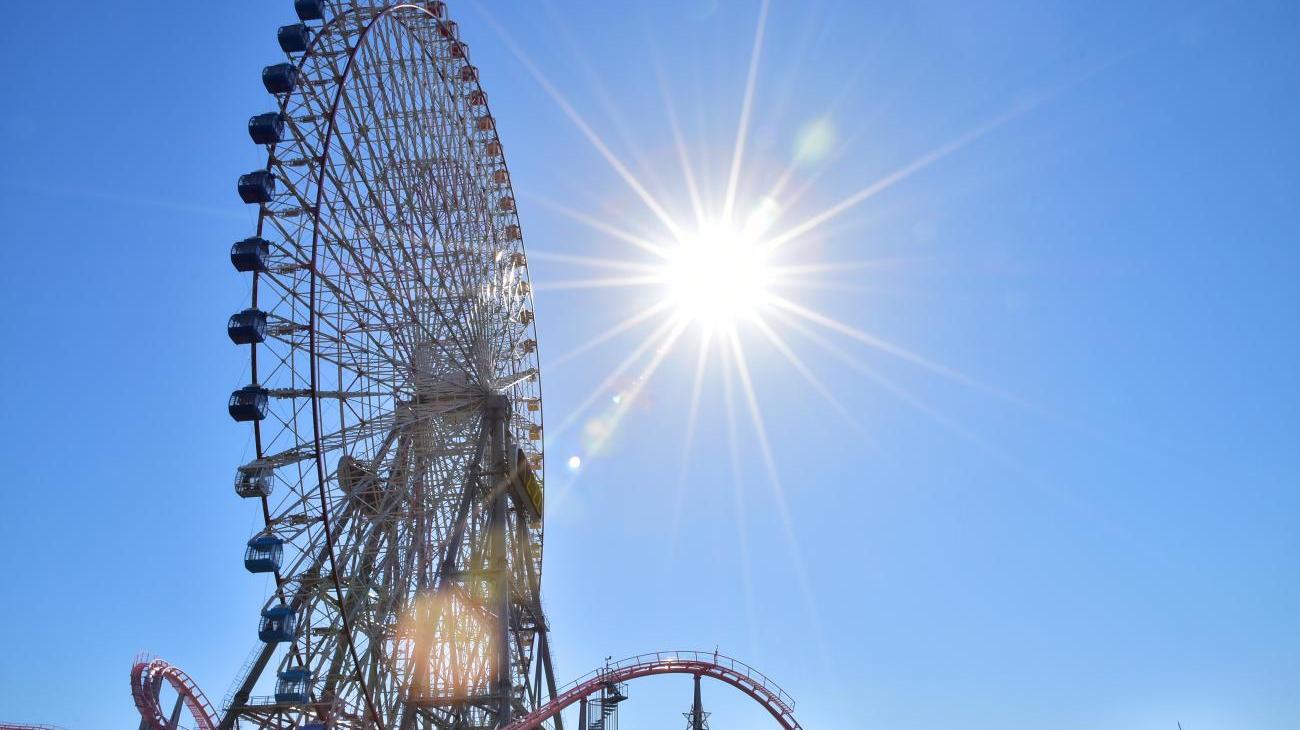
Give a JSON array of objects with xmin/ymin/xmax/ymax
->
[{"xmin": 221, "ymin": 2, "xmax": 552, "ymax": 729}]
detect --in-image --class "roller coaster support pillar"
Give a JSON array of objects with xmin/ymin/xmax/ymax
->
[
  {"xmin": 578, "ymin": 697, "xmax": 588, "ymax": 730},
  {"xmin": 138, "ymin": 679, "xmax": 160, "ymax": 730},
  {"xmin": 137, "ymin": 674, "xmax": 184, "ymax": 730},
  {"xmin": 166, "ymin": 692, "xmax": 185, "ymax": 730},
  {"xmin": 691, "ymin": 674, "xmax": 704, "ymax": 730}
]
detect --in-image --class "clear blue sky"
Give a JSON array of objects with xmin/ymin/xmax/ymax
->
[{"xmin": 0, "ymin": 1, "xmax": 1296, "ymax": 729}]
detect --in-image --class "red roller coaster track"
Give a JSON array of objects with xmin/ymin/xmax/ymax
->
[
  {"xmin": 120, "ymin": 651, "xmax": 800, "ymax": 730},
  {"xmin": 130, "ymin": 656, "xmax": 219, "ymax": 730},
  {"xmin": 502, "ymin": 651, "xmax": 803, "ymax": 730}
]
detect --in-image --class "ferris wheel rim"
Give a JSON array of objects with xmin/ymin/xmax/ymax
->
[{"xmin": 236, "ymin": 2, "xmax": 546, "ymax": 726}]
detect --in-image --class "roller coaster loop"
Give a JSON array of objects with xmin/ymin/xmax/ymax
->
[{"xmin": 130, "ymin": 656, "xmax": 219, "ymax": 730}]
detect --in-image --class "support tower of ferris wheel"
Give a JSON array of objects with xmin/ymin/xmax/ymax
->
[{"xmin": 219, "ymin": 1, "xmax": 552, "ymax": 728}]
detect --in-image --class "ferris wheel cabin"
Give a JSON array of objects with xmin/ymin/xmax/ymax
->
[
  {"xmin": 244, "ymin": 534, "xmax": 283, "ymax": 574},
  {"xmin": 275, "ymin": 667, "xmax": 312, "ymax": 704},
  {"xmin": 230, "ymin": 237, "xmax": 271, "ymax": 272},
  {"xmin": 227, "ymin": 308, "xmax": 268, "ymax": 345},
  {"xmin": 247, "ymin": 112, "xmax": 286, "ymax": 145},
  {"xmin": 294, "ymin": 0, "xmax": 324, "ymax": 21},
  {"xmin": 237, "ymin": 170, "xmax": 276, "ymax": 204},
  {"xmin": 277, "ymin": 23, "xmax": 311, "ymax": 54},
  {"xmin": 258, "ymin": 605, "xmax": 296, "ymax": 643},
  {"xmin": 261, "ymin": 63, "xmax": 299, "ymax": 95},
  {"xmin": 235, "ymin": 462, "xmax": 274, "ymax": 498},
  {"xmin": 228, "ymin": 385, "xmax": 269, "ymax": 422}
]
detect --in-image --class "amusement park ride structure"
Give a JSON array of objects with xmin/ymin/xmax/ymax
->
[{"xmin": 3, "ymin": 2, "xmax": 806, "ymax": 729}]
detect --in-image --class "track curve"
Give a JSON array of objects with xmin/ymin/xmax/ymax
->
[
  {"xmin": 130, "ymin": 656, "xmax": 218, "ymax": 730},
  {"xmin": 501, "ymin": 651, "xmax": 803, "ymax": 730}
]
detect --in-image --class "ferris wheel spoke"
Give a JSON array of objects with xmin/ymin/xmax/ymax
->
[
  {"xmin": 318, "ymin": 30, "xmax": 478, "ymax": 321},
  {"xmin": 319, "ymin": 55, "xmax": 488, "ymax": 374},
  {"xmin": 284, "ymin": 264, "xmax": 426, "ymax": 384},
  {"xmin": 314, "ymin": 190, "xmax": 478, "ymax": 383},
  {"xmin": 264, "ymin": 125, "xmax": 451, "ymax": 363}
]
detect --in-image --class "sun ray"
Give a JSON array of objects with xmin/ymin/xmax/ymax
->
[
  {"xmin": 771, "ymin": 279, "xmax": 915, "ymax": 296},
  {"xmin": 532, "ymin": 275, "xmax": 662, "ymax": 293},
  {"xmin": 595, "ymin": 319, "xmax": 688, "ymax": 435},
  {"xmin": 690, "ymin": 65, "xmax": 719, "ymax": 216},
  {"xmin": 756, "ymin": 100, "xmax": 855, "ymax": 212},
  {"xmin": 521, "ymin": 191, "xmax": 670, "ymax": 259},
  {"xmin": 549, "ymin": 301, "xmax": 674, "ymax": 368},
  {"xmin": 763, "ymin": 123, "xmax": 872, "ymax": 229},
  {"xmin": 546, "ymin": 320, "xmax": 693, "ymax": 513},
  {"xmin": 772, "ymin": 307, "xmax": 1055, "ymax": 491},
  {"xmin": 668, "ymin": 331, "xmax": 714, "ymax": 554},
  {"xmin": 759, "ymin": 119, "xmax": 847, "ymax": 216},
  {"xmin": 755, "ymin": 16, "xmax": 907, "ymax": 215},
  {"xmin": 649, "ymin": 39, "xmax": 707, "ymax": 228},
  {"xmin": 725, "ymin": 329, "xmax": 831, "ymax": 665},
  {"xmin": 771, "ymin": 303, "xmax": 1170, "ymax": 605},
  {"xmin": 768, "ymin": 294, "xmax": 1038, "ymax": 410},
  {"xmin": 720, "ymin": 340, "xmax": 761, "ymax": 658},
  {"xmin": 771, "ymin": 308, "xmax": 1080, "ymax": 495},
  {"xmin": 751, "ymin": 316, "xmax": 878, "ymax": 452},
  {"xmin": 544, "ymin": 319, "xmax": 690, "ymax": 512},
  {"xmin": 527, "ymin": 250, "xmax": 662, "ymax": 274},
  {"xmin": 474, "ymin": 4, "xmax": 685, "ymax": 239},
  {"xmin": 550, "ymin": 316, "xmax": 687, "ymax": 441},
  {"xmin": 769, "ymin": 61, "xmax": 998, "ymax": 228},
  {"xmin": 539, "ymin": 0, "xmax": 670, "ymax": 205},
  {"xmin": 774, "ymin": 283, "xmax": 1127, "ymax": 453},
  {"xmin": 765, "ymin": 54, "xmax": 1137, "ymax": 255},
  {"xmin": 771, "ymin": 257, "xmax": 929, "ymax": 277},
  {"xmin": 764, "ymin": 101, "xmax": 1037, "ymax": 252},
  {"xmin": 722, "ymin": 0, "xmax": 772, "ymax": 221}
]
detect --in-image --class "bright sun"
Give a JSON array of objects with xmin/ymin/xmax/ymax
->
[{"xmin": 661, "ymin": 222, "xmax": 773, "ymax": 329}]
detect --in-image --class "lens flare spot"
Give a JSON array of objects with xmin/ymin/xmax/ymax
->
[
  {"xmin": 582, "ymin": 415, "xmax": 615, "ymax": 455},
  {"xmin": 398, "ymin": 589, "xmax": 493, "ymax": 697},
  {"xmin": 794, "ymin": 117, "xmax": 836, "ymax": 165},
  {"xmin": 743, "ymin": 196, "xmax": 781, "ymax": 237},
  {"xmin": 567, "ymin": 455, "xmax": 582, "ymax": 471}
]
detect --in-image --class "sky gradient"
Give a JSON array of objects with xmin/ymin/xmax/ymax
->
[{"xmin": 0, "ymin": 1, "xmax": 1297, "ymax": 729}]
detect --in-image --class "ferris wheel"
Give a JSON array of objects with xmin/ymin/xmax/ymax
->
[{"xmin": 219, "ymin": 1, "xmax": 550, "ymax": 728}]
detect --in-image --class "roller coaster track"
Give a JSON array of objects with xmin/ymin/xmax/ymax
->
[
  {"xmin": 501, "ymin": 651, "xmax": 803, "ymax": 730},
  {"xmin": 130, "ymin": 656, "xmax": 219, "ymax": 730},
  {"xmin": 120, "ymin": 651, "xmax": 800, "ymax": 730}
]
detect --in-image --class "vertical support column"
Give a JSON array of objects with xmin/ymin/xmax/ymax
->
[
  {"xmin": 690, "ymin": 673, "xmax": 705, "ymax": 730},
  {"xmin": 486, "ymin": 395, "xmax": 513, "ymax": 727},
  {"xmin": 538, "ymin": 625, "xmax": 564, "ymax": 730},
  {"xmin": 140, "ymin": 679, "xmax": 162, "ymax": 730},
  {"xmin": 399, "ymin": 419, "xmax": 493, "ymax": 730},
  {"xmin": 166, "ymin": 692, "xmax": 185, "ymax": 730},
  {"xmin": 578, "ymin": 696, "xmax": 589, "ymax": 730}
]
